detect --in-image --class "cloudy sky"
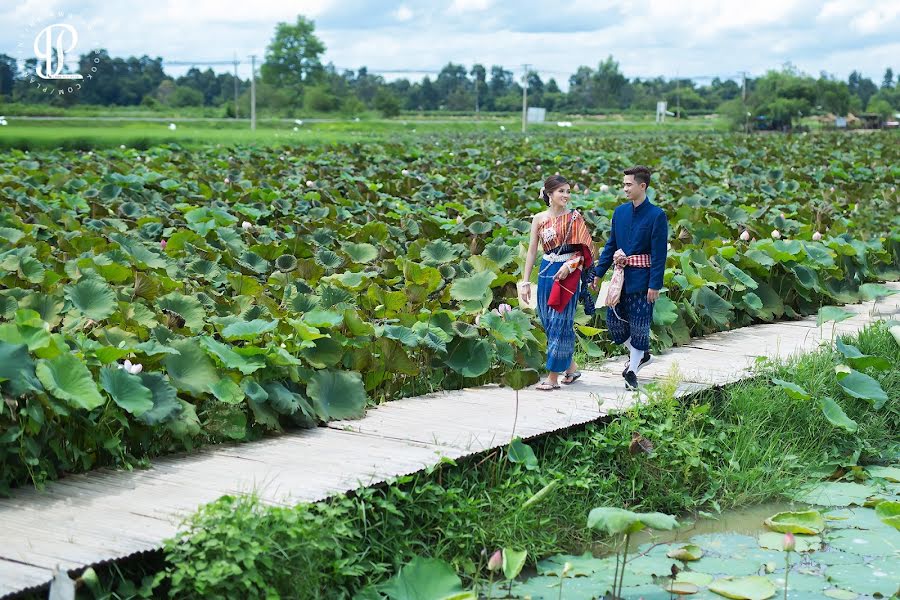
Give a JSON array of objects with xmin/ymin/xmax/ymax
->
[{"xmin": 3, "ymin": 0, "xmax": 898, "ymax": 88}]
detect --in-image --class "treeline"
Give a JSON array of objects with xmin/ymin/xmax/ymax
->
[{"xmin": 0, "ymin": 15, "xmax": 897, "ymax": 125}]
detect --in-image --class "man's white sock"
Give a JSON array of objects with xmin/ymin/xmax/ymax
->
[
  {"xmin": 623, "ymin": 337, "xmax": 634, "ymax": 369},
  {"xmin": 629, "ymin": 346, "xmax": 645, "ymax": 374}
]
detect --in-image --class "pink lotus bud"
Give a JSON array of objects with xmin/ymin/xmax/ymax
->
[
  {"xmin": 783, "ymin": 532, "xmax": 795, "ymax": 552},
  {"xmin": 474, "ymin": 314, "xmax": 481, "ymax": 326},
  {"xmin": 740, "ymin": 230, "xmax": 751, "ymax": 241},
  {"xmin": 573, "ymin": 184, "xmax": 580, "ymax": 191},
  {"xmin": 224, "ymin": 177, "xmax": 230, "ymax": 184},
  {"xmin": 401, "ymin": 169, "xmax": 409, "ymax": 176},
  {"xmin": 555, "ymin": 171, "xmax": 560, "ymax": 176},
  {"xmin": 771, "ymin": 230, "xmax": 781, "ymax": 239},
  {"xmin": 160, "ymin": 239, "xmax": 167, "ymax": 250},
  {"xmin": 123, "ymin": 360, "xmax": 132, "ymax": 371},
  {"xmin": 456, "ymin": 216, "xmax": 463, "ymax": 224},
  {"xmin": 498, "ymin": 303, "xmax": 512, "ymax": 315},
  {"xmin": 488, "ymin": 550, "xmax": 503, "ymax": 571},
  {"xmin": 812, "ymin": 231, "xmax": 822, "ymax": 241},
  {"xmin": 780, "ymin": 213, "xmax": 785, "ymax": 219},
  {"xmin": 241, "ymin": 221, "xmax": 252, "ymax": 230},
  {"xmin": 536, "ymin": 165, "xmax": 542, "ymax": 171},
  {"xmin": 600, "ymin": 184, "xmax": 609, "ymax": 192},
  {"xmin": 830, "ymin": 187, "xmax": 835, "ymax": 192}
]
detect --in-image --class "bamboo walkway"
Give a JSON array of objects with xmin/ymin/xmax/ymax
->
[{"xmin": 1, "ymin": 283, "xmax": 898, "ymax": 597}]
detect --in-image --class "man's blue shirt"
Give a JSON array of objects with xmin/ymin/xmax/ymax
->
[{"xmin": 593, "ymin": 198, "xmax": 668, "ymax": 294}]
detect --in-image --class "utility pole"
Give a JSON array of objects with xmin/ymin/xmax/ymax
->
[
  {"xmin": 249, "ymin": 55, "xmax": 256, "ymax": 131},
  {"xmin": 675, "ymin": 74, "xmax": 680, "ymax": 119},
  {"xmin": 474, "ymin": 73, "xmax": 479, "ymax": 115},
  {"xmin": 521, "ymin": 63, "xmax": 530, "ymax": 132},
  {"xmin": 232, "ymin": 53, "xmax": 240, "ymax": 119}
]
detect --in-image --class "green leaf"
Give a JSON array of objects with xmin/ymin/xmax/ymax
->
[
  {"xmin": 306, "ymin": 370, "xmax": 367, "ymax": 420},
  {"xmin": 790, "ymin": 481, "xmax": 872, "ymax": 507},
  {"xmin": 708, "ymin": 576, "xmax": 776, "ymax": 600},
  {"xmin": 167, "ymin": 399, "xmax": 201, "ymax": 438},
  {"xmin": 834, "ymin": 338, "xmax": 863, "ymax": 358},
  {"xmin": 587, "ymin": 507, "xmax": 640, "ymax": 535},
  {"xmin": 483, "ymin": 243, "xmax": 516, "ymax": 268},
  {"xmin": 866, "ymin": 466, "xmax": 900, "ymax": 482},
  {"xmin": 502, "ymin": 548, "xmax": 528, "ymax": 581},
  {"xmin": 344, "ymin": 242, "xmax": 379, "ymax": 264},
  {"xmin": 503, "ymin": 368, "xmax": 539, "ymax": 391},
  {"xmin": 836, "ymin": 369, "xmax": 888, "ymax": 408},
  {"xmin": 858, "ymin": 283, "xmax": 898, "ymax": 300},
  {"xmin": 508, "ymin": 438, "xmax": 539, "ymax": 471},
  {"xmin": 99, "ymin": 366, "xmax": 154, "ymax": 416},
  {"xmin": 221, "ymin": 319, "xmax": 278, "ymax": 341},
  {"xmin": 817, "ymin": 306, "xmax": 854, "ymax": 326},
  {"xmin": 381, "ymin": 557, "xmax": 474, "ymax": 600},
  {"xmin": 818, "ymin": 397, "xmax": 858, "ymax": 433},
  {"xmin": 651, "ymin": 295, "xmax": 678, "ymax": 326},
  {"xmin": 65, "ymin": 277, "xmax": 117, "ymax": 321},
  {"xmin": 722, "ymin": 261, "xmax": 758, "ymax": 290},
  {"xmin": 666, "ymin": 544, "xmax": 703, "ymax": 561},
  {"xmin": 36, "ymin": 354, "xmax": 104, "ymax": 410},
  {"xmin": 443, "ymin": 338, "xmax": 492, "ymax": 378},
  {"xmin": 381, "ymin": 325, "xmax": 420, "ymax": 347},
  {"xmin": 198, "ymin": 336, "xmax": 266, "ymax": 374},
  {"xmin": 136, "ymin": 372, "xmax": 182, "ymax": 425},
  {"xmin": 875, "ymin": 501, "xmax": 900, "ymax": 530},
  {"xmin": 450, "ymin": 270, "xmax": 496, "ymax": 302},
  {"xmin": 207, "ymin": 378, "xmax": 245, "ymax": 405},
  {"xmin": 421, "ymin": 239, "xmax": 458, "ymax": 264},
  {"xmin": 157, "ymin": 293, "xmax": 207, "ymax": 333},
  {"xmin": 771, "ymin": 378, "xmax": 810, "ymax": 400},
  {"xmin": 757, "ymin": 531, "xmax": 821, "ymax": 552},
  {"xmin": 301, "ymin": 309, "xmax": 344, "ymax": 328},
  {"xmin": 693, "ymin": 286, "xmax": 733, "ymax": 327},
  {"xmin": 164, "ymin": 338, "xmax": 219, "ymax": 395},
  {"xmin": 0, "ymin": 341, "xmax": 42, "ymax": 396},
  {"xmin": 764, "ymin": 510, "xmax": 825, "ymax": 534}
]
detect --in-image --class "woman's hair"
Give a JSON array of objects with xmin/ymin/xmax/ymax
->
[{"xmin": 539, "ymin": 175, "xmax": 569, "ymax": 204}]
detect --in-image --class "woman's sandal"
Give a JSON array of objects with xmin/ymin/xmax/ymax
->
[
  {"xmin": 535, "ymin": 380, "xmax": 561, "ymax": 391},
  {"xmin": 562, "ymin": 371, "xmax": 582, "ymax": 385}
]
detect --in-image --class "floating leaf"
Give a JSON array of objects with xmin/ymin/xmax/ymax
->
[
  {"xmin": 874, "ymin": 500, "xmax": 900, "ymax": 530},
  {"xmin": 708, "ymin": 575, "xmax": 775, "ymax": 599},
  {"xmin": 758, "ymin": 532, "xmax": 821, "ymax": 552},
  {"xmin": 790, "ymin": 482, "xmax": 873, "ymax": 507},
  {"xmin": 764, "ymin": 510, "xmax": 825, "ymax": 534},
  {"xmin": 380, "ymin": 556, "xmax": 475, "ymax": 600},
  {"xmin": 666, "ymin": 544, "xmax": 703, "ymax": 561}
]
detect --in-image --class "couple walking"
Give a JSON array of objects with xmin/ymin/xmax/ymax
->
[{"xmin": 519, "ymin": 166, "xmax": 669, "ymax": 391}]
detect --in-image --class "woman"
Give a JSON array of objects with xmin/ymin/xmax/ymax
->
[{"xmin": 520, "ymin": 175, "xmax": 595, "ymax": 391}]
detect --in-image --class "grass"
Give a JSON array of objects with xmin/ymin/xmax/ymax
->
[
  {"xmin": 0, "ymin": 114, "xmax": 725, "ymax": 150},
  {"xmin": 77, "ymin": 322, "xmax": 899, "ymax": 600}
]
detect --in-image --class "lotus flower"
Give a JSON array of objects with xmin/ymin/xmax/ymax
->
[
  {"xmin": 812, "ymin": 231, "xmax": 822, "ymax": 241},
  {"xmin": 830, "ymin": 187, "xmax": 835, "ymax": 192},
  {"xmin": 573, "ymin": 184, "xmax": 579, "ymax": 191},
  {"xmin": 771, "ymin": 229, "xmax": 781, "ymax": 239},
  {"xmin": 495, "ymin": 159, "xmax": 501, "ymax": 166},
  {"xmin": 474, "ymin": 314, "xmax": 481, "ymax": 326},
  {"xmin": 740, "ymin": 230, "xmax": 750, "ymax": 241},
  {"xmin": 500, "ymin": 125, "xmax": 506, "ymax": 131},
  {"xmin": 555, "ymin": 171, "xmax": 560, "ymax": 176},
  {"xmin": 306, "ymin": 180, "xmax": 315, "ymax": 187},
  {"xmin": 401, "ymin": 169, "xmax": 409, "ymax": 176},
  {"xmin": 581, "ymin": 168, "xmax": 589, "ymax": 175},
  {"xmin": 497, "ymin": 303, "xmax": 512, "ymax": 315},
  {"xmin": 536, "ymin": 165, "xmax": 541, "ymax": 171},
  {"xmin": 168, "ymin": 123, "xmax": 177, "ymax": 131},
  {"xmin": 120, "ymin": 144, "xmax": 126, "ymax": 149},
  {"xmin": 456, "ymin": 216, "xmax": 463, "ymax": 224},
  {"xmin": 224, "ymin": 177, "xmax": 230, "ymax": 184},
  {"xmin": 0, "ymin": 118, "xmax": 7, "ymax": 126},
  {"xmin": 487, "ymin": 550, "xmax": 502, "ymax": 571},
  {"xmin": 241, "ymin": 221, "xmax": 252, "ymax": 230},
  {"xmin": 118, "ymin": 360, "xmax": 143, "ymax": 375},
  {"xmin": 562, "ymin": 562, "xmax": 573, "ymax": 576},
  {"xmin": 160, "ymin": 239, "xmax": 167, "ymax": 250},
  {"xmin": 294, "ymin": 119, "xmax": 303, "ymax": 125},
  {"xmin": 293, "ymin": 127, "xmax": 299, "ymax": 131},
  {"xmin": 600, "ymin": 184, "xmax": 609, "ymax": 192},
  {"xmin": 783, "ymin": 532, "xmax": 795, "ymax": 552}
]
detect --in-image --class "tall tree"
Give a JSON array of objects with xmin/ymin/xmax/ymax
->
[
  {"xmin": 261, "ymin": 16, "xmax": 325, "ymax": 90},
  {"xmin": 0, "ymin": 54, "xmax": 16, "ymax": 98},
  {"xmin": 882, "ymin": 67, "xmax": 894, "ymax": 89}
]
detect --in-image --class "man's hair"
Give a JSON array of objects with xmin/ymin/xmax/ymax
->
[{"xmin": 624, "ymin": 165, "xmax": 652, "ymax": 189}]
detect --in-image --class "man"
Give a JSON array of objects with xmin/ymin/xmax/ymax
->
[{"xmin": 591, "ymin": 166, "xmax": 668, "ymax": 389}]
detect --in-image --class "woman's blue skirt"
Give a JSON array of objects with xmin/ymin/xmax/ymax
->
[{"xmin": 536, "ymin": 258, "xmax": 579, "ymax": 373}]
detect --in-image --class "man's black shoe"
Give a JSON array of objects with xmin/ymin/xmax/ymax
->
[
  {"xmin": 624, "ymin": 370, "xmax": 639, "ymax": 390},
  {"xmin": 622, "ymin": 352, "xmax": 652, "ymax": 377}
]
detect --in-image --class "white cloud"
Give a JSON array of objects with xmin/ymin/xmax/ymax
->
[
  {"xmin": 446, "ymin": 0, "xmax": 493, "ymax": 16},
  {"xmin": 393, "ymin": 5, "xmax": 414, "ymax": 22}
]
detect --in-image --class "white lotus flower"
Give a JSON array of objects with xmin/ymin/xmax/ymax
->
[
  {"xmin": 740, "ymin": 230, "xmax": 751, "ymax": 241},
  {"xmin": 500, "ymin": 125, "xmax": 506, "ymax": 131},
  {"xmin": 293, "ymin": 127, "xmax": 299, "ymax": 131},
  {"xmin": 224, "ymin": 177, "xmax": 230, "ymax": 184},
  {"xmin": 456, "ymin": 216, "xmax": 463, "ymax": 224},
  {"xmin": 168, "ymin": 123, "xmax": 177, "ymax": 131},
  {"xmin": 600, "ymin": 184, "xmax": 609, "ymax": 192},
  {"xmin": 449, "ymin": 152, "xmax": 454, "ymax": 156},
  {"xmin": 129, "ymin": 363, "xmax": 143, "ymax": 374},
  {"xmin": 581, "ymin": 169, "xmax": 588, "ymax": 175},
  {"xmin": 0, "ymin": 119, "xmax": 7, "ymax": 126},
  {"xmin": 306, "ymin": 180, "xmax": 315, "ymax": 187},
  {"xmin": 401, "ymin": 169, "xmax": 409, "ymax": 176},
  {"xmin": 122, "ymin": 359, "xmax": 132, "ymax": 371},
  {"xmin": 830, "ymin": 187, "xmax": 835, "ymax": 192},
  {"xmin": 241, "ymin": 221, "xmax": 252, "ymax": 230},
  {"xmin": 536, "ymin": 165, "xmax": 541, "ymax": 171},
  {"xmin": 771, "ymin": 229, "xmax": 781, "ymax": 239},
  {"xmin": 120, "ymin": 144, "xmax": 126, "ymax": 149},
  {"xmin": 294, "ymin": 119, "xmax": 303, "ymax": 125},
  {"xmin": 812, "ymin": 231, "xmax": 822, "ymax": 241},
  {"xmin": 495, "ymin": 160, "xmax": 501, "ymax": 166}
]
